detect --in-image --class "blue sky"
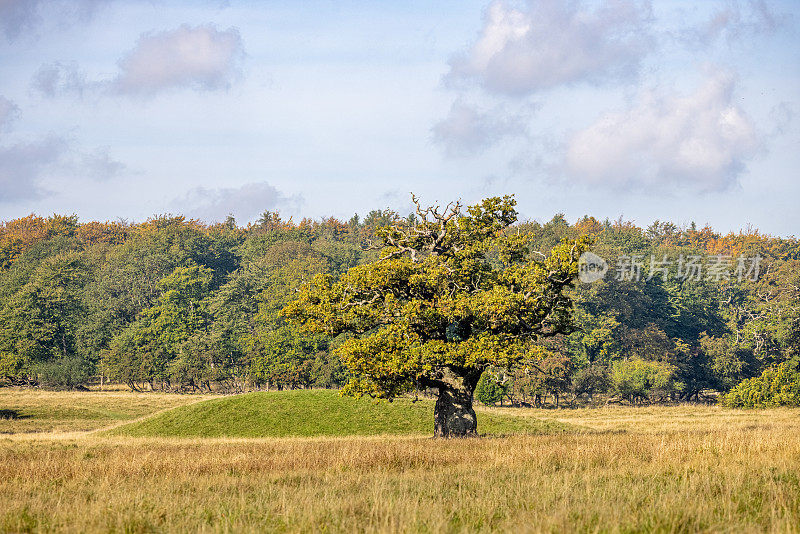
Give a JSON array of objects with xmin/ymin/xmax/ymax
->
[{"xmin": 0, "ymin": 0, "xmax": 798, "ymax": 235}]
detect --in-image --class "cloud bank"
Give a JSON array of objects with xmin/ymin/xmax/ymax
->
[
  {"xmin": 0, "ymin": 139, "xmax": 126, "ymax": 203},
  {"xmin": 565, "ymin": 70, "xmax": 759, "ymax": 192},
  {"xmin": 0, "ymin": 95, "xmax": 126, "ymax": 202},
  {"xmin": 76, "ymin": 146, "xmax": 126, "ymax": 181},
  {"xmin": 0, "ymin": 96, "xmax": 59, "ymax": 202},
  {"xmin": 31, "ymin": 61, "xmax": 91, "ymax": 98},
  {"xmin": 0, "ymin": 0, "xmax": 42, "ymax": 41},
  {"xmin": 446, "ymin": 0, "xmax": 653, "ymax": 96}
]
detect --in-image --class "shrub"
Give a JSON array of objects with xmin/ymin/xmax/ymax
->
[
  {"xmin": 572, "ymin": 365, "xmax": 610, "ymax": 401},
  {"xmin": 33, "ymin": 355, "xmax": 90, "ymax": 389},
  {"xmin": 721, "ymin": 361, "xmax": 800, "ymax": 408},
  {"xmin": 610, "ymin": 358, "xmax": 682, "ymax": 403},
  {"xmin": 475, "ymin": 370, "xmax": 507, "ymax": 406}
]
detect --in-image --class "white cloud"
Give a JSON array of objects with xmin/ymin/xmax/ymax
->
[
  {"xmin": 431, "ymin": 101, "xmax": 530, "ymax": 157},
  {"xmin": 30, "ymin": 24, "xmax": 246, "ymax": 100},
  {"xmin": 768, "ymin": 101, "xmax": 794, "ymax": 137},
  {"xmin": 0, "ymin": 96, "xmax": 61, "ymax": 202},
  {"xmin": 111, "ymin": 24, "xmax": 244, "ymax": 97},
  {"xmin": 0, "ymin": 95, "xmax": 19, "ymax": 132},
  {"xmin": 564, "ymin": 70, "xmax": 759, "ymax": 192},
  {"xmin": 446, "ymin": 0, "xmax": 653, "ymax": 96},
  {"xmin": 173, "ymin": 182, "xmax": 300, "ymax": 224}
]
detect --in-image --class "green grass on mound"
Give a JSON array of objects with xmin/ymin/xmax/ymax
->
[{"xmin": 107, "ymin": 389, "xmax": 573, "ymax": 438}]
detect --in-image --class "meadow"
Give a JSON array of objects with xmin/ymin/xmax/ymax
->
[{"xmin": 2, "ymin": 388, "xmax": 800, "ymax": 533}]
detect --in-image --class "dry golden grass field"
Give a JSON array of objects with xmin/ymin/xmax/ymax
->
[{"xmin": 2, "ymin": 388, "xmax": 800, "ymax": 533}]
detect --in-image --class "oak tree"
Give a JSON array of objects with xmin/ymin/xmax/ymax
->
[{"xmin": 284, "ymin": 196, "xmax": 587, "ymax": 437}]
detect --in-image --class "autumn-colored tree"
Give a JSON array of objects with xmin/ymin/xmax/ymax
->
[
  {"xmin": 76, "ymin": 220, "xmax": 131, "ymax": 246},
  {"xmin": 0, "ymin": 214, "xmax": 80, "ymax": 269},
  {"xmin": 284, "ymin": 196, "xmax": 587, "ymax": 437}
]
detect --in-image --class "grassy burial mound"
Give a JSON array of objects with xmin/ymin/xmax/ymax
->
[{"xmin": 108, "ymin": 389, "xmax": 572, "ymax": 438}]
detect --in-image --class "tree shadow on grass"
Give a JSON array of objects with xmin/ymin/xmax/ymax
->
[{"xmin": 0, "ymin": 409, "xmax": 30, "ymax": 420}]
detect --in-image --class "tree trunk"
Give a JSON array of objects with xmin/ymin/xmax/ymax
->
[{"xmin": 431, "ymin": 367, "xmax": 482, "ymax": 438}]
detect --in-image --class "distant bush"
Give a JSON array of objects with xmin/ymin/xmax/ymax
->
[
  {"xmin": 610, "ymin": 358, "xmax": 682, "ymax": 403},
  {"xmin": 475, "ymin": 371, "xmax": 507, "ymax": 406},
  {"xmin": 33, "ymin": 356, "xmax": 90, "ymax": 389},
  {"xmin": 571, "ymin": 365, "xmax": 611, "ymax": 401},
  {"xmin": 721, "ymin": 361, "xmax": 800, "ymax": 408}
]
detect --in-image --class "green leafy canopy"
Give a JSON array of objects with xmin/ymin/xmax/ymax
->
[{"xmin": 284, "ymin": 195, "xmax": 589, "ymax": 399}]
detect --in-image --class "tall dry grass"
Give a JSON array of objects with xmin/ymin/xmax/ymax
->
[
  {"xmin": 482, "ymin": 403, "xmax": 800, "ymax": 433},
  {"xmin": 2, "ymin": 425, "xmax": 800, "ymax": 532},
  {"xmin": 2, "ymin": 389, "xmax": 799, "ymax": 532}
]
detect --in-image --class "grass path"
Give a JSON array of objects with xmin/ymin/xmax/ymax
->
[
  {"xmin": 0, "ymin": 387, "xmax": 218, "ymax": 437},
  {"xmin": 84, "ymin": 393, "xmax": 220, "ymax": 437}
]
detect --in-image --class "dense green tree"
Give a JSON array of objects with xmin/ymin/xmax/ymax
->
[
  {"xmin": 740, "ymin": 260, "xmax": 800, "ymax": 365},
  {"xmin": 0, "ymin": 251, "xmax": 91, "ymax": 384},
  {"xmin": 699, "ymin": 332, "xmax": 751, "ymax": 392},
  {"xmin": 167, "ymin": 332, "xmax": 220, "ymax": 391},
  {"xmin": 104, "ymin": 263, "xmax": 212, "ymax": 390},
  {"xmin": 571, "ymin": 365, "xmax": 611, "ymax": 401},
  {"xmin": 244, "ymin": 242, "xmax": 333, "ymax": 389},
  {"xmin": 0, "ymin": 236, "xmax": 81, "ymax": 306},
  {"xmin": 248, "ymin": 326, "xmax": 329, "ymax": 389},
  {"xmin": 1, "ymin": 201, "xmax": 797, "ymax": 399}
]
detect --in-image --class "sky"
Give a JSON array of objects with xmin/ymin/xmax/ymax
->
[{"xmin": 0, "ymin": 0, "xmax": 798, "ymax": 235}]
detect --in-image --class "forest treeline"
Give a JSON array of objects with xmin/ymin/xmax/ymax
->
[{"xmin": 1, "ymin": 208, "xmax": 798, "ymax": 406}]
